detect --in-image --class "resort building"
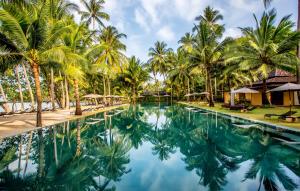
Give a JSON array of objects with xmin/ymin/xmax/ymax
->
[{"xmin": 224, "ymin": 69, "xmax": 300, "ymax": 106}]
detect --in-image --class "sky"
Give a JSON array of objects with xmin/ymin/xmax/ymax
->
[{"xmin": 71, "ymin": 0, "xmax": 297, "ymax": 62}]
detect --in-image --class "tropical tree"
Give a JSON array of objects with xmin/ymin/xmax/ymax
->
[
  {"xmin": 91, "ymin": 26, "xmax": 126, "ymax": 98},
  {"xmin": 121, "ymin": 56, "xmax": 149, "ymax": 103},
  {"xmin": 191, "ymin": 20, "xmax": 232, "ymax": 107},
  {"xmin": 168, "ymin": 49, "xmax": 192, "ymax": 98},
  {"xmin": 80, "ymin": 0, "xmax": 110, "ymax": 29},
  {"xmin": 226, "ymin": 9, "xmax": 300, "ymax": 104},
  {"xmin": 0, "ymin": 2, "xmax": 73, "ymax": 126}
]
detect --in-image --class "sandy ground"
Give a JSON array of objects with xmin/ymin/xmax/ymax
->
[{"xmin": 0, "ymin": 104, "xmax": 128, "ymax": 139}]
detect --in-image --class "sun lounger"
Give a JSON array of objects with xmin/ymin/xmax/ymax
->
[
  {"xmin": 229, "ymin": 105, "xmax": 245, "ymax": 110},
  {"xmin": 264, "ymin": 111, "xmax": 297, "ymax": 119}
]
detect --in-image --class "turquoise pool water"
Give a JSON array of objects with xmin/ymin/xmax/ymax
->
[{"xmin": 0, "ymin": 103, "xmax": 299, "ymax": 191}]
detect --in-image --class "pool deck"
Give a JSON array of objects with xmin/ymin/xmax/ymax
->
[
  {"xmin": 0, "ymin": 104, "xmax": 128, "ymax": 139},
  {"xmin": 179, "ymin": 102, "xmax": 300, "ymax": 133}
]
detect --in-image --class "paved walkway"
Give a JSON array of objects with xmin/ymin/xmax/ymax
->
[{"xmin": 0, "ymin": 104, "xmax": 127, "ymax": 139}]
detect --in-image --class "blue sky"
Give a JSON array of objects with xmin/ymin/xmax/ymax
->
[{"xmin": 72, "ymin": 0, "xmax": 297, "ymax": 62}]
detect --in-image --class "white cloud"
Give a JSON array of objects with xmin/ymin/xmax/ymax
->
[
  {"xmin": 134, "ymin": 8, "xmax": 150, "ymax": 32},
  {"xmin": 174, "ymin": 0, "xmax": 210, "ymax": 21},
  {"xmin": 223, "ymin": 27, "xmax": 242, "ymax": 39},
  {"xmin": 228, "ymin": 0, "xmax": 260, "ymax": 11},
  {"xmin": 156, "ymin": 26, "xmax": 175, "ymax": 42}
]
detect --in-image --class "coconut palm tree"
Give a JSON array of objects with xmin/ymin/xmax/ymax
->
[
  {"xmin": 0, "ymin": 2, "xmax": 73, "ymax": 126},
  {"xmin": 263, "ymin": 0, "xmax": 300, "ymax": 84},
  {"xmin": 178, "ymin": 33, "xmax": 194, "ymax": 53},
  {"xmin": 121, "ymin": 56, "xmax": 149, "ymax": 103},
  {"xmin": 227, "ymin": 9, "xmax": 300, "ymax": 104},
  {"xmin": 61, "ymin": 23, "xmax": 89, "ymax": 115},
  {"xmin": 191, "ymin": 21, "xmax": 232, "ymax": 107},
  {"xmin": 80, "ymin": 0, "xmax": 110, "ymax": 29},
  {"xmin": 194, "ymin": 6, "xmax": 224, "ymax": 36},
  {"xmin": 91, "ymin": 26, "xmax": 126, "ymax": 98},
  {"xmin": 168, "ymin": 49, "xmax": 192, "ymax": 97}
]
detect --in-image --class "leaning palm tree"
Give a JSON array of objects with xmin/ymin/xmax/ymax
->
[
  {"xmin": 0, "ymin": 2, "xmax": 72, "ymax": 126},
  {"xmin": 80, "ymin": 0, "xmax": 110, "ymax": 29},
  {"xmin": 226, "ymin": 9, "xmax": 300, "ymax": 104}
]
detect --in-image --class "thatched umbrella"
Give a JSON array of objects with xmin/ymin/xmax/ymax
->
[
  {"xmin": 268, "ymin": 83, "xmax": 300, "ymax": 112},
  {"xmin": 83, "ymin": 94, "xmax": 104, "ymax": 106}
]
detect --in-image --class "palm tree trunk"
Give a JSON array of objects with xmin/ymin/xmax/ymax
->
[
  {"xmin": 262, "ymin": 79, "xmax": 268, "ymax": 105},
  {"xmin": 102, "ymin": 75, "xmax": 106, "ymax": 103},
  {"xmin": 65, "ymin": 76, "xmax": 70, "ymax": 109},
  {"xmin": 50, "ymin": 68, "xmax": 56, "ymax": 111},
  {"xmin": 0, "ymin": 81, "xmax": 11, "ymax": 113},
  {"xmin": 15, "ymin": 65, "xmax": 24, "ymax": 111},
  {"xmin": 23, "ymin": 131, "xmax": 33, "ymax": 176},
  {"xmin": 207, "ymin": 71, "xmax": 214, "ymax": 107},
  {"xmin": 59, "ymin": 71, "xmax": 65, "ymax": 109},
  {"xmin": 22, "ymin": 62, "xmax": 35, "ymax": 111},
  {"xmin": 31, "ymin": 63, "xmax": 42, "ymax": 127},
  {"xmin": 187, "ymin": 78, "xmax": 190, "ymax": 102},
  {"xmin": 17, "ymin": 135, "xmax": 22, "ymax": 177},
  {"xmin": 75, "ymin": 120, "xmax": 81, "ymax": 156},
  {"xmin": 37, "ymin": 130, "xmax": 45, "ymax": 179},
  {"xmin": 297, "ymin": 0, "xmax": 300, "ymax": 84},
  {"xmin": 74, "ymin": 79, "xmax": 82, "ymax": 115}
]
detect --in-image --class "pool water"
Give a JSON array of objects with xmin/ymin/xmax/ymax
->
[{"xmin": 0, "ymin": 103, "xmax": 299, "ymax": 191}]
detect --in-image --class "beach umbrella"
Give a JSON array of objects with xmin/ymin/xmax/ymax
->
[
  {"xmin": 82, "ymin": 94, "xmax": 104, "ymax": 99},
  {"xmin": 184, "ymin": 93, "xmax": 193, "ymax": 97},
  {"xmin": 268, "ymin": 83, "xmax": 300, "ymax": 112},
  {"xmin": 199, "ymin": 92, "xmax": 210, "ymax": 95},
  {"xmin": 230, "ymin": 87, "xmax": 259, "ymax": 106},
  {"xmin": 163, "ymin": 94, "xmax": 170, "ymax": 97},
  {"xmin": 231, "ymin": 87, "xmax": 259, "ymax": 94}
]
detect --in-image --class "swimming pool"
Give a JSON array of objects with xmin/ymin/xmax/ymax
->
[{"xmin": 0, "ymin": 103, "xmax": 299, "ymax": 191}]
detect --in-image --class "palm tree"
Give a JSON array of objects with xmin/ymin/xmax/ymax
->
[
  {"xmin": 80, "ymin": 0, "xmax": 110, "ymax": 29},
  {"xmin": 121, "ymin": 56, "xmax": 149, "ymax": 103},
  {"xmin": 91, "ymin": 26, "xmax": 126, "ymax": 98},
  {"xmin": 191, "ymin": 21, "xmax": 232, "ymax": 107},
  {"xmin": 0, "ymin": 2, "xmax": 73, "ymax": 126},
  {"xmin": 178, "ymin": 33, "xmax": 194, "ymax": 53},
  {"xmin": 168, "ymin": 49, "xmax": 192, "ymax": 98},
  {"xmin": 148, "ymin": 41, "xmax": 172, "ymax": 97},
  {"xmin": 194, "ymin": 6, "xmax": 224, "ymax": 36},
  {"xmin": 227, "ymin": 9, "xmax": 300, "ymax": 104},
  {"xmin": 263, "ymin": 0, "xmax": 300, "ymax": 84},
  {"xmin": 61, "ymin": 23, "xmax": 89, "ymax": 115}
]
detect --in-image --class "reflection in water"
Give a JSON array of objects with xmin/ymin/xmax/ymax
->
[{"xmin": 0, "ymin": 104, "xmax": 299, "ymax": 191}]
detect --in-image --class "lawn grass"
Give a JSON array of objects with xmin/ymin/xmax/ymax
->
[{"xmin": 179, "ymin": 101, "xmax": 300, "ymax": 129}]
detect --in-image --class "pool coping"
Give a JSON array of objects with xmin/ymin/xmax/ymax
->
[
  {"xmin": 179, "ymin": 102, "xmax": 300, "ymax": 134},
  {"xmin": 0, "ymin": 104, "xmax": 129, "ymax": 139}
]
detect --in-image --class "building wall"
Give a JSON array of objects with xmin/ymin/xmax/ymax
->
[
  {"xmin": 283, "ymin": 91, "xmax": 294, "ymax": 106},
  {"xmin": 250, "ymin": 92, "xmax": 262, "ymax": 106},
  {"xmin": 224, "ymin": 92, "xmax": 230, "ymax": 104}
]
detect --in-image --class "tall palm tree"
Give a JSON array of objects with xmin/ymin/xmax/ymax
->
[
  {"xmin": 148, "ymin": 41, "xmax": 172, "ymax": 97},
  {"xmin": 0, "ymin": 2, "xmax": 73, "ymax": 126},
  {"xmin": 168, "ymin": 49, "xmax": 192, "ymax": 97},
  {"xmin": 121, "ymin": 56, "xmax": 149, "ymax": 103},
  {"xmin": 80, "ymin": 0, "xmax": 110, "ymax": 29},
  {"xmin": 61, "ymin": 23, "xmax": 89, "ymax": 115},
  {"xmin": 191, "ymin": 21, "xmax": 232, "ymax": 107},
  {"xmin": 227, "ymin": 9, "xmax": 300, "ymax": 104},
  {"xmin": 263, "ymin": 0, "xmax": 300, "ymax": 84},
  {"xmin": 91, "ymin": 26, "xmax": 126, "ymax": 97},
  {"xmin": 178, "ymin": 33, "xmax": 194, "ymax": 53},
  {"xmin": 194, "ymin": 6, "xmax": 224, "ymax": 36}
]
